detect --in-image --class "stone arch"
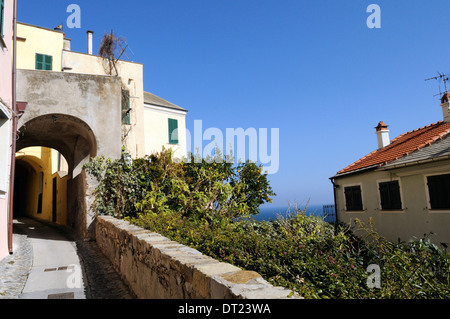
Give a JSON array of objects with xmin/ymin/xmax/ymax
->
[
  {"xmin": 16, "ymin": 69, "xmax": 123, "ymax": 238},
  {"xmin": 17, "ymin": 114, "xmax": 97, "ymax": 177},
  {"xmin": 16, "ymin": 114, "xmax": 98, "ymax": 238}
]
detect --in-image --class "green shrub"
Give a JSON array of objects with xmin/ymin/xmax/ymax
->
[{"xmin": 84, "ymin": 150, "xmax": 450, "ymax": 299}]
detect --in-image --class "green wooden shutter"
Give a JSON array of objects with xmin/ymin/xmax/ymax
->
[
  {"xmin": 121, "ymin": 89, "xmax": 130, "ymax": 124},
  {"xmin": 45, "ymin": 55, "xmax": 53, "ymax": 70},
  {"xmin": 36, "ymin": 54, "xmax": 53, "ymax": 70},
  {"xmin": 168, "ymin": 119, "xmax": 178, "ymax": 144},
  {"xmin": 36, "ymin": 54, "xmax": 44, "ymax": 70}
]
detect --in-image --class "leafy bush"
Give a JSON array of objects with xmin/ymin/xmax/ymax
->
[
  {"xmin": 84, "ymin": 149, "xmax": 450, "ymax": 299},
  {"xmin": 84, "ymin": 148, "xmax": 275, "ymax": 220}
]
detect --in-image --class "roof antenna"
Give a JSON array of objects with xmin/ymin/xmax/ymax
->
[{"xmin": 425, "ymin": 72, "xmax": 450, "ymax": 97}]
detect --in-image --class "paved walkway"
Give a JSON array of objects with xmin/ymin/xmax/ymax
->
[{"xmin": 0, "ymin": 218, "xmax": 135, "ymax": 299}]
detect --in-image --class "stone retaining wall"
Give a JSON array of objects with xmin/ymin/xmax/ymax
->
[{"xmin": 95, "ymin": 215, "xmax": 300, "ymax": 299}]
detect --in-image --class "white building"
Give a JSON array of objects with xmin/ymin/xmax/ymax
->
[{"xmin": 144, "ymin": 91, "xmax": 188, "ymax": 160}]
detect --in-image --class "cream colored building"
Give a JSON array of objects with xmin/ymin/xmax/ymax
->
[
  {"xmin": 331, "ymin": 94, "xmax": 450, "ymax": 247},
  {"xmin": 16, "ymin": 22, "xmax": 187, "ymax": 160},
  {"xmin": 14, "ymin": 22, "xmax": 188, "ymax": 227},
  {"xmin": 62, "ymin": 39, "xmax": 146, "ymax": 158},
  {"xmin": 16, "ymin": 22, "xmax": 64, "ymax": 71}
]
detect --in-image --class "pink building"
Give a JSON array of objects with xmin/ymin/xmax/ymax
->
[{"xmin": 0, "ymin": 0, "xmax": 16, "ymax": 261}]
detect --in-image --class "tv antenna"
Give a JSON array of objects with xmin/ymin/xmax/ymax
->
[{"xmin": 425, "ymin": 72, "xmax": 450, "ymax": 97}]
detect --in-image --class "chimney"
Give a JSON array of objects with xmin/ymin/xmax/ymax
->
[
  {"xmin": 375, "ymin": 121, "xmax": 390, "ymax": 149},
  {"xmin": 441, "ymin": 92, "xmax": 450, "ymax": 122},
  {"xmin": 87, "ymin": 30, "xmax": 94, "ymax": 55},
  {"xmin": 63, "ymin": 38, "xmax": 71, "ymax": 51}
]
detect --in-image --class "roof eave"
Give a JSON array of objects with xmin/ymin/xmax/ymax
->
[
  {"xmin": 380, "ymin": 154, "xmax": 450, "ymax": 171},
  {"xmin": 144, "ymin": 102, "xmax": 188, "ymax": 113},
  {"xmin": 330, "ymin": 164, "xmax": 380, "ymax": 180}
]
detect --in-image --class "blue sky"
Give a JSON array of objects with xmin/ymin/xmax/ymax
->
[{"xmin": 17, "ymin": 0, "xmax": 450, "ymax": 208}]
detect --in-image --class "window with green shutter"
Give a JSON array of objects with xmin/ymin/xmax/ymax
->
[
  {"xmin": 35, "ymin": 53, "xmax": 53, "ymax": 70},
  {"xmin": 168, "ymin": 118, "xmax": 178, "ymax": 144},
  {"xmin": 0, "ymin": 0, "xmax": 5, "ymax": 39},
  {"xmin": 121, "ymin": 89, "xmax": 131, "ymax": 125}
]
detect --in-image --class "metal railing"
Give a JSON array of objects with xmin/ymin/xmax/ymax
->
[{"xmin": 322, "ymin": 204, "xmax": 336, "ymax": 224}]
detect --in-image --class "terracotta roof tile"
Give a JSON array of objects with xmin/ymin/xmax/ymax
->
[{"xmin": 337, "ymin": 121, "xmax": 450, "ymax": 175}]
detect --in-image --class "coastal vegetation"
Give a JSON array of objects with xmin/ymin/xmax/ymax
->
[{"xmin": 84, "ymin": 149, "xmax": 450, "ymax": 299}]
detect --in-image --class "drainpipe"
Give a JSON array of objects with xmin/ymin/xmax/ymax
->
[
  {"xmin": 8, "ymin": 0, "xmax": 18, "ymax": 254},
  {"xmin": 330, "ymin": 178, "xmax": 339, "ymax": 230}
]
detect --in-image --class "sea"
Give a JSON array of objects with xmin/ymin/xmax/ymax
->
[{"xmin": 254, "ymin": 204, "xmax": 336, "ymax": 223}]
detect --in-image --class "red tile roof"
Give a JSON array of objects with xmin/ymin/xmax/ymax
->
[{"xmin": 337, "ymin": 121, "xmax": 450, "ymax": 175}]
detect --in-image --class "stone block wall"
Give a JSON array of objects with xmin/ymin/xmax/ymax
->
[{"xmin": 95, "ymin": 215, "xmax": 300, "ymax": 299}]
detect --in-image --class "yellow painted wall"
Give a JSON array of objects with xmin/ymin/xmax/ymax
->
[
  {"xmin": 16, "ymin": 22, "xmax": 180, "ymax": 162},
  {"xmin": 15, "ymin": 23, "xmax": 71, "ymax": 225},
  {"xmin": 16, "ymin": 22, "xmax": 64, "ymax": 71},
  {"xmin": 51, "ymin": 172, "xmax": 68, "ymax": 225},
  {"xmin": 16, "ymin": 147, "xmax": 68, "ymax": 226}
]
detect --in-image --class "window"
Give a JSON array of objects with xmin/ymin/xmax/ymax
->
[
  {"xmin": 121, "ymin": 89, "xmax": 131, "ymax": 125},
  {"xmin": 36, "ymin": 53, "xmax": 53, "ymax": 70},
  {"xmin": 168, "ymin": 118, "xmax": 178, "ymax": 144},
  {"xmin": 379, "ymin": 180, "xmax": 402, "ymax": 210},
  {"xmin": 427, "ymin": 174, "xmax": 450, "ymax": 210},
  {"xmin": 0, "ymin": 0, "xmax": 5, "ymax": 38},
  {"xmin": 344, "ymin": 185, "xmax": 363, "ymax": 211}
]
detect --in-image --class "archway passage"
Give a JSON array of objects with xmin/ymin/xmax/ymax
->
[
  {"xmin": 15, "ymin": 114, "xmax": 97, "ymax": 238},
  {"xmin": 14, "ymin": 147, "xmax": 69, "ymax": 225},
  {"xmin": 17, "ymin": 114, "xmax": 97, "ymax": 174}
]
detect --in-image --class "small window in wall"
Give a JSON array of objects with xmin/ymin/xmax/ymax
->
[
  {"xmin": 36, "ymin": 53, "xmax": 53, "ymax": 71},
  {"xmin": 121, "ymin": 89, "xmax": 131, "ymax": 125},
  {"xmin": 379, "ymin": 180, "xmax": 402, "ymax": 210},
  {"xmin": 168, "ymin": 118, "xmax": 178, "ymax": 145},
  {"xmin": 427, "ymin": 174, "xmax": 450, "ymax": 210},
  {"xmin": 344, "ymin": 185, "xmax": 363, "ymax": 211}
]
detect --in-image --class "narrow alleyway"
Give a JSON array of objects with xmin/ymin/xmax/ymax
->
[{"xmin": 0, "ymin": 218, "xmax": 135, "ymax": 299}]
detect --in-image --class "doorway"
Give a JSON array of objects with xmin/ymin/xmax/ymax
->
[{"xmin": 52, "ymin": 177, "xmax": 57, "ymax": 223}]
